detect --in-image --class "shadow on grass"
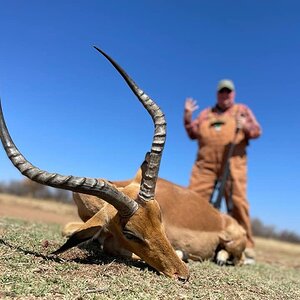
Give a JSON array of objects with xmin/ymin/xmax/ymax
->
[
  {"xmin": 0, "ymin": 238, "xmax": 159, "ymax": 275},
  {"xmin": 0, "ymin": 238, "xmax": 65, "ymax": 263},
  {"xmin": 68, "ymin": 239, "xmax": 160, "ymax": 275}
]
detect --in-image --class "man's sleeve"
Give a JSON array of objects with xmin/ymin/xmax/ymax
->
[
  {"xmin": 184, "ymin": 109, "xmax": 207, "ymax": 140},
  {"xmin": 240, "ymin": 104, "xmax": 262, "ymax": 139}
]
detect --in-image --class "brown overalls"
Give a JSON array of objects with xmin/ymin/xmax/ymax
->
[{"xmin": 189, "ymin": 105, "xmax": 254, "ymax": 248}]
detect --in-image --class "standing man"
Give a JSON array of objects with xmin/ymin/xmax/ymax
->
[{"xmin": 184, "ymin": 79, "xmax": 261, "ymax": 264}]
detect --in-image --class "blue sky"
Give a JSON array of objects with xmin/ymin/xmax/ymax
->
[{"xmin": 0, "ymin": 1, "xmax": 299, "ymax": 234}]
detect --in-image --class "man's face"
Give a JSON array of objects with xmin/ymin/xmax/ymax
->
[{"xmin": 217, "ymin": 88, "xmax": 235, "ymax": 109}]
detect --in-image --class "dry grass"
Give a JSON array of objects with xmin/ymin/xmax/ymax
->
[
  {"xmin": 0, "ymin": 193, "xmax": 77, "ymax": 216},
  {"xmin": 255, "ymin": 237, "xmax": 300, "ymax": 269},
  {"xmin": 0, "ymin": 193, "xmax": 79, "ymax": 225},
  {"xmin": 0, "ymin": 195, "xmax": 300, "ymax": 299}
]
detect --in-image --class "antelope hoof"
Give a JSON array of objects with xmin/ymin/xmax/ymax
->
[
  {"xmin": 175, "ymin": 249, "xmax": 189, "ymax": 262},
  {"xmin": 216, "ymin": 249, "xmax": 229, "ymax": 266}
]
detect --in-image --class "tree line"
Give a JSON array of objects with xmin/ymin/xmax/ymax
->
[
  {"xmin": 0, "ymin": 178, "xmax": 72, "ymax": 203},
  {"xmin": 251, "ymin": 218, "xmax": 300, "ymax": 244}
]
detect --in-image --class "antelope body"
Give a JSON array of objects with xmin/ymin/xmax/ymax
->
[{"xmin": 66, "ymin": 176, "xmax": 246, "ymax": 266}]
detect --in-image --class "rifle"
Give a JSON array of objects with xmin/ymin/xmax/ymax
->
[{"xmin": 210, "ymin": 126, "xmax": 241, "ymax": 211}]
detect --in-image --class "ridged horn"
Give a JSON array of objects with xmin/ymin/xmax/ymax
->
[
  {"xmin": 94, "ymin": 46, "xmax": 166, "ymax": 202},
  {"xmin": 0, "ymin": 101, "xmax": 138, "ymax": 218}
]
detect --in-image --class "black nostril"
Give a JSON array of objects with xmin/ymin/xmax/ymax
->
[
  {"xmin": 178, "ymin": 276, "xmax": 188, "ymax": 283},
  {"xmin": 175, "ymin": 273, "xmax": 190, "ymax": 283}
]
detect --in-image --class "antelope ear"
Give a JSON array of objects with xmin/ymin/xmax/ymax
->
[
  {"xmin": 132, "ymin": 152, "xmax": 150, "ymax": 185},
  {"xmin": 52, "ymin": 208, "xmax": 109, "ymax": 255},
  {"xmin": 218, "ymin": 231, "xmax": 232, "ymax": 243}
]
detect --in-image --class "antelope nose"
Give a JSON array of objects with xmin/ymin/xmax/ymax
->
[{"xmin": 174, "ymin": 272, "xmax": 190, "ymax": 282}]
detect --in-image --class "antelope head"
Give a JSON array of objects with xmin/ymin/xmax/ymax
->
[{"xmin": 0, "ymin": 47, "xmax": 189, "ymax": 280}]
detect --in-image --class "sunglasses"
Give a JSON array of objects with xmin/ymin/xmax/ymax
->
[{"xmin": 218, "ymin": 88, "xmax": 232, "ymax": 93}]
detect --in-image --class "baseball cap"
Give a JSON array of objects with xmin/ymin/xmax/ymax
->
[{"xmin": 217, "ymin": 79, "xmax": 235, "ymax": 92}]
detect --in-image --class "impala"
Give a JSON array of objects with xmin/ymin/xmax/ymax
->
[{"xmin": 67, "ymin": 176, "xmax": 246, "ymax": 266}]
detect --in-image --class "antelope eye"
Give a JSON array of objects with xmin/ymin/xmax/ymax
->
[{"xmin": 122, "ymin": 230, "xmax": 144, "ymax": 243}]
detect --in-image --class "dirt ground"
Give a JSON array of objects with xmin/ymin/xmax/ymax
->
[
  {"xmin": 1, "ymin": 193, "xmax": 300, "ymax": 269},
  {"xmin": 0, "ymin": 193, "xmax": 80, "ymax": 226}
]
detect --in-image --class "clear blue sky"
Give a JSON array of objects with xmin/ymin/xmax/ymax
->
[{"xmin": 0, "ymin": 1, "xmax": 299, "ymax": 234}]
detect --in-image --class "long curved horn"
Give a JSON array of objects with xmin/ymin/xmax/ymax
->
[
  {"xmin": 0, "ymin": 101, "xmax": 138, "ymax": 218},
  {"xmin": 94, "ymin": 47, "xmax": 166, "ymax": 202}
]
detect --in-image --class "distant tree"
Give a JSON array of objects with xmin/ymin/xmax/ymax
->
[
  {"xmin": 3, "ymin": 180, "xmax": 26, "ymax": 196},
  {"xmin": 51, "ymin": 188, "xmax": 72, "ymax": 203},
  {"xmin": 0, "ymin": 178, "xmax": 72, "ymax": 202},
  {"xmin": 252, "ymin": 218, "xmax": 276, "ymax": 238},
  {"xmin": 22, "ymin": 178, "xmax": 48, "ymax": 198},
  {"xmin": 278, "ymin": 230, "xmax": 300, "ymax": 244},
  {"xmin": 251, "ymin": 218, "xmax": 300, "ymax": 244}
]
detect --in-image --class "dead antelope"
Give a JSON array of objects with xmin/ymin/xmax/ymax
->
[
  {"xmin": 0, "ymin": 46, "xmax": 189, "ymax": 280},
  {"xmin": 68, "ymin": 177, "xmax": 247, "ymax": 266}
]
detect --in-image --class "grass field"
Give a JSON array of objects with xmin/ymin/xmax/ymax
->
[{"xmin": 0, "ymin": 194, "xmax": 300, "ymax": 299}]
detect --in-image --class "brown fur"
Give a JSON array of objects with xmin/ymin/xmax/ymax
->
[
  {"xmin": 63, "ymin": 170, "xmax": 246, "ymax": 268},
  {"xmin": 58, "ymin": 169, "xmax": 190, "ymax": 280}
]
